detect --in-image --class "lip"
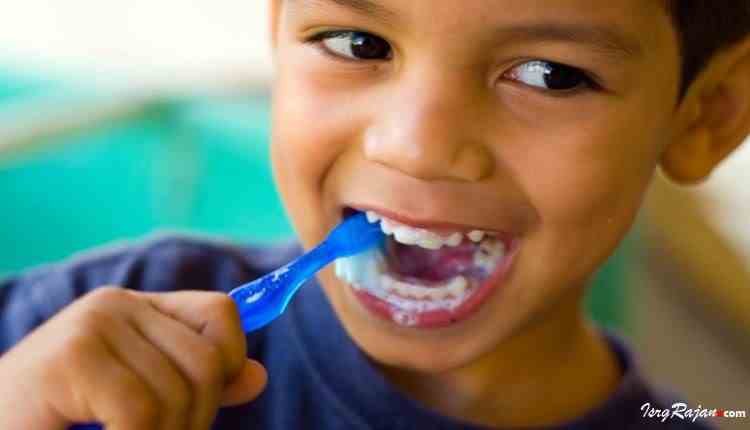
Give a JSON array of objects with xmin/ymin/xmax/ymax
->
[
  {"xmin": 338, "ymin": 204, "xmax": 521, "ymax": 329},
  {"xmin": 347, "ymin": 239, "xmax": 520, "ymax": 329}
]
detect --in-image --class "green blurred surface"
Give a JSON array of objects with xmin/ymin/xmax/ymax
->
[
  {"xmin": 0, "ymin": 82, "xmax": 293, "ymax": 275},
  {"xmin": 586, "ymin": 238, "xmax": 632, "ymax": 333},
  {"xmin": 0, "ymin": 72, "xmax": 627, "ymax": 330},
  {"xmin": 0, "ymin": 68, "xmax": 58, "ymax": 102}
]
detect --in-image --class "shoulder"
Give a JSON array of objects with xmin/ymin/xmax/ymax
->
[
  {"xmin": 0, "ymin": 234, "xmax": 299, "ymax": 352},
  {"xmin": 16, "ymin": 235, "xmax": 252, "ymax": 286},
  {"xmin": 592, "ymin": 328, "xmax": 719, "ymax": 430},
  {"xmin": 5, "ymin": 233, "xmax": 299, "ymax": 316}
]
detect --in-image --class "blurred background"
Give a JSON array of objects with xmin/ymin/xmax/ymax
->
[{"xmin": 0, "ymin": 1, "xmax": 748, "ymax": 428}]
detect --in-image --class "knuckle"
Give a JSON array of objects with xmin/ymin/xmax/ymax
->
[
  {"xmin": 55, "ymin": 331, "xmax": 92, "ymax": 360},
  {"xmin": 53, "ymin": 313, "xmax": 112, "ymax": 359},
  {"xmin": 73, "ymin": 287, "xmax": 139, "ymax": 328},
  {"xmin": 74, "ymin": 308, "xmax": 118, "ymax": 337},
  {"xmin": 205, "ymin": 293, "xmax": 239, "ymax": 318},
  {"xmin": 85, "ymin": 286, "xmax": 131, "ymax": 307},
  {"xmin": 203, "ymin": 294, "xmax": 245, "ymax": 354}
]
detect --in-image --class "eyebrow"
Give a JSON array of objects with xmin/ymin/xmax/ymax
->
[
  {"xmin": 496, "ymin": 22, "xmax": 643, "ymax": 59},
  {"xmin": 295, "ymin": 0, "xmax": 642, "ymax": 59},
  {"xmin": 295, "ymin": 0, "xmax": 398, "ymax": 23}
]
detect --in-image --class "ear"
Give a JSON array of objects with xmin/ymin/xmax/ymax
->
[{"xmin": 661, "ymin": 36, "xmax": 750, "ymax": 184}]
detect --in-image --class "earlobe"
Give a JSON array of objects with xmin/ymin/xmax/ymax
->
[
  {"xmin": 661, "ymin": 36, "xmax": 750, "ymax": 184},
  {"xmin": 661, "ymin": 126, "xmax": 715, "ymax": 184}
]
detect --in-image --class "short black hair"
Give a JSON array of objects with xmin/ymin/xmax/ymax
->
[{"xmin": 667, "ymin": 1, "xmax": 750, "ymax": 95}]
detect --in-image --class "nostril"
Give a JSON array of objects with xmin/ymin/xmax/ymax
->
[{"xmin": 452, "ymin": 144, "xmax": 495, "ymax": 182}]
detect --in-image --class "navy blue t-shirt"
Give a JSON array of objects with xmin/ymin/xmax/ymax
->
[{"xmin": 0, "ymin": 236, "xmax": 715, "ymax": 429}]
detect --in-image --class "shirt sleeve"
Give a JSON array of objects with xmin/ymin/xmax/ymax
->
[{"xmin": 0, "ymin": 235, "xmax": 263, "ymax": 354}]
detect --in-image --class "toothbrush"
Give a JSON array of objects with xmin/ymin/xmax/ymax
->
[
  {"xmin": 70, "ymin": 213, "xmax": 383, "ymax": 430},
  {"xmin": 229, "ymin": 211, "xmax": 384, "ymax": 333}
]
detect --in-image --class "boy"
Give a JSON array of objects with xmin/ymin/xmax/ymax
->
[{"xmin": 1, "ymin": 0, "xmax": 749, "ymax": 428}]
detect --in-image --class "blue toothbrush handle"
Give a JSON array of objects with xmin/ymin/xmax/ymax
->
[{"xmin": 230, "ymin": 242, "xmax": 335, "ymax": 332}]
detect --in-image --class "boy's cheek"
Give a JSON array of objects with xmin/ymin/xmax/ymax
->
[
  {"xmin": 509, "ymin": 109, "xmax": 663, "ymax": 275},
  {"xmin": 272, "ymin": 65, "xmax": 370, "ymax": 166},
  {"xmin": 271, "ymin": 76, "xmax": 366, "ymax": 247}
]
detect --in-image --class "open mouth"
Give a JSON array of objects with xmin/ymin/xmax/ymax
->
[{"xmin": 335, "ymin": 208, "xmax": 519, "ymax": 328}]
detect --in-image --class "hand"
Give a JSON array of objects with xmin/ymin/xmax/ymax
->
[{"xmin": 0, "ymin": 287, "xmax": 267, "ymax": 430}]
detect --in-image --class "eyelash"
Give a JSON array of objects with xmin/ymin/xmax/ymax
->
[
  {"xmin": 307, "ymin": 30, "xmax": 346, "ymax": 44},
  {"xmin": 502, "ymin": 59, "xmax": 602, "ymax": 95},
  {"xmin": 306, "ymin": 30, "xmax": 601, "ymax": 95},
  {"xmin": 307, "ymin": 30, "xmax": 391, "ymax": 62}
]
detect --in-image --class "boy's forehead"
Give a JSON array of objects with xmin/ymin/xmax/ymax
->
[
  {"xmin": 288, "ymin": 0, "xmax": 665, "ymax": 25},
  {"xmin": 285, "ymin": 0, "xmax": 671, "ymax": 60}
]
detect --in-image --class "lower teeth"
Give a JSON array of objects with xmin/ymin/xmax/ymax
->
[
  {"xmin": 353, "ymin": 280, "xmax": 474, "ymax": 314},
  {"xmin": 334, "ymin": 237, "xmax": 506, "ymax": 312},
  {"xmin": 380, "ymin": 273, "xmax": 468, "ymax": 300}
]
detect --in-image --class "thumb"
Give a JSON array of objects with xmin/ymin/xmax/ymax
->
[{"xmin": 220, "ymin": 359, "xmax": 268, "ymax": 407}]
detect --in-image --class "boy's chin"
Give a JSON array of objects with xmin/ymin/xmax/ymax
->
[
  {"xmin": 368, "ymin": 342, "xmax": 486, "ymax": 374},
  {"xmin": 345, "ymin": 321, "xmax": 491, "ymax": 374}
]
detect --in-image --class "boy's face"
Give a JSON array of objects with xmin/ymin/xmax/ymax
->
[{"xmin": 270, "ymin": 0, "xmax": 681, "ymax": 371}]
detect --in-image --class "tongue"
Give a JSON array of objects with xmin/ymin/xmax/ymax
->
[{"xmin": 385, "ymin": 238, "xmax": 477, "ymax": 284}]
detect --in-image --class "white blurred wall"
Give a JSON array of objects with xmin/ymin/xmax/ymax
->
[
  {"xmin": 696, "ymin": 142, "xmax": 750, "ymax": 263},
  {"xmin": 0, "ymin": 1, "xmax": 748, "ymax": 258},
  {"xmin": 0, "ymin": 0, "xmax": 272, "ymax": 86}
]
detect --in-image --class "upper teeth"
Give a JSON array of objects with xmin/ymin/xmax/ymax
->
[
  {"xmin": 365, "ymin": 211, "xmax": 489, "ymax": 250},
  {"xmin": 468, "ymin": 230, "xmax": 485, "ymax": 242}
]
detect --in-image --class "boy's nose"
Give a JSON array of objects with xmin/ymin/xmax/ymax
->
[{"xmin": 363, "ymin": 87, "xmax": 494, "ymax": 182}]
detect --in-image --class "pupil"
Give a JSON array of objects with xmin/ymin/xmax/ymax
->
[
  {"xmin": 351, "ymin": 33, "xmax": 390, "ymax": 59},
  {"xmin": 543, "ymin": 63, "xmax": 585, "ymax": 90}
]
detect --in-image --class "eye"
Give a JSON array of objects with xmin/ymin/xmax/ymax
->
[
  {"xmin": 504, "ymin": 60, "xmax": 595, "ymax": 92},
  {"xmin": 315, "ymin": 31, "xmax": 392, "ymax": 61}
]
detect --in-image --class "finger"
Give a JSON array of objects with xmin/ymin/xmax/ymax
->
[
  {"xmin": 72, "ymin": 336, "xmax": 162, "ymax": 430},
  {"xmin": 220, "ymin": 359, "xmax": 268, "ymax": 407},
  {"xmin": 132, "ymin": 301, "xmax": 225, "ymax": 430},
  {"xmin": 103, "ymin": 315, "xmax": 191, "ymax": 430},
  {"xmin": 31, "ymin": 295, "xmax": 164, "ymax": 430},
  {"xmin": 140, "ymin": 291, "xmax": 248, "ymax": 380}
]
